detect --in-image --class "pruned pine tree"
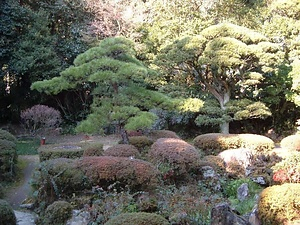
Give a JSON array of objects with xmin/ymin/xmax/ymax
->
[
  {"xmin": 155, "ymin": 23, "xmax": 284, "ymax": 133},
  {"xmin": 32, "ymin": 37, "xmax": 171, "ymax": 143}
]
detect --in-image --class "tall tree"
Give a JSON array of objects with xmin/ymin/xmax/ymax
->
[
  {"xmin": 155, "ymin": 23, "xmax": 282, "ymax": 133},
  {"xmin": 31, "ymin": 37, "xmax": 171, "ymax": 142}
]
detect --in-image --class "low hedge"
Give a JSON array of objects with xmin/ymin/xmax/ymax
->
[
  {"xmin": 193, "ymin": 133, "xmax": 274, "ymax": 155},
  {"xmin": 128, "ymin": 136, "xmax": 153, "ymax": 151},
  {"xmin": 258, "ymin": 183, "xmax": 300, "ymax": 225},
  {"xmin": 104, "ymin": 212, "xmax": 170, "ymax": 225},
  {"xmin": 148, "ymin": 130, "xmax": 180, "ymax": 141},
  {"xmin": 38, "ymin": 141, "xmax": 103, "ymax": 161}
]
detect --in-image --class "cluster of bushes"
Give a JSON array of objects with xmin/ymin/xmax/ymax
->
[
  {"xmin": 0, "ymin": 129, "xmax": 18, "ymax": 181},
  {"xmin": 31, "ymin": 131, "xmax": 300, "ymax": 224}
]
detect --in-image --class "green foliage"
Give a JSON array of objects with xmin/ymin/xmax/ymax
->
[
  {"xmin": 16, "ymin": 137, "xmax": 39, "ymax": 155},
  {"xmin": 0, "ymin": 199, "xmax": 16, "ymax": 225},
  {"xmin": 104, "ymin": 212, "xmax": 170, "ymax": 225},
  {"xmin": 258, "ymin": 183, "xmax": 300, "ymax": 225},
  {"xmin": 128, "ymin": 136, "xmax": 153, "ymax": 151},
  {"xmin": 37, "ymin": 200, "xmax": 73, "ymax": 225}
]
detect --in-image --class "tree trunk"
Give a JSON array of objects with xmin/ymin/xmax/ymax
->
[
  {"xmin": 220, "ymin": 122, "xmax": 229, "ymax": 134},
  {"xmin": 120, "ymin": 127, "xmax": 129, "ymax": 144}
]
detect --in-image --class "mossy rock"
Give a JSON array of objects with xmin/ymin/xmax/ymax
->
[
  {"xmin": 258, "ymin": 183, "xmax": 300, "ymax": 225},
  {"xmin": 40, "ymin": 200, "xmax": 72, "ymax": 225},
  {"xmin": 104, "ymin": 212, "xmax": 170, "ymax": 225},
  {"xmin": 103, "ymin": 144, "xmax": 141, "ymax": 158},
  {"xmin": 280, "ymin": 134, "xmax": 300, "ymax": 151},
  {"xmin": 0, "ymin": 199, "xmax": 16, "ymax": 225}
]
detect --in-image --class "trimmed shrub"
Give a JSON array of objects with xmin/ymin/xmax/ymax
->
[
  {"xmin": 202, "ymin": 155, "xmax": 226, "ymax": 174},
  {"xmin": 193, "ymin": 133, "xmax": 241, "ymax": 155},
  {"xmin": 280, "ymin": 134, "xmax": 300, "ymax": 151},
  {"xmin": 272, "ymin": 152, "xmax": 300, "ymax": 184},
  {"xmin": 0, "ymin": 199, "xmax": 16, "ymax": 225},
  {"xmin": 193, "ymin": 133, "xmax": 275, "ymax": 155},
  {"xmin": 148, "ymin": 130, "xmax": 180, "ymax": 141},
  {"xmin": 20, "ymin": 104, "xmax": 62, "ymax": 135},
  {"xmin": 103, "ymin": 144, "xmax": 141, "ymax": 158},
  {"xmin": 0, "ymin": 129, "xmax": 17, "ymax": 181},
  {"xmin": 258, "ymin": 183, "xmax": 300, "ymax": 225},
  {"xmin": 38, "ymin": 141, "xmax": 103, "ymax": 161},
  {"xmin": 38, "ymin": 200, "xmax": 72, "ymax": 225},
  {"xmin": 31, "ymin": 158, "xmax": 89, "ymax": 204},
  {"xmin": 77, "ymin": 156, "xmax": 160, "ymax": 191},
  {"xmin": 238, "ymin": 134, "xmax": 275, "ymax": 152},
  {"xmin": 104, "ymin": 212, "xmax": 170, "ymax": 225},
  {"xmin": 148, "ymin": 138, "xmax": 201, "ymax": 180},
  {"xmin": 128, "ymin": 136, "xmax": 153, "ymax": 151}
]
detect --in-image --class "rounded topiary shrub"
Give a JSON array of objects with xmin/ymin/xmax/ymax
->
[
  {"xmin": 39, "ymin": 200, "xmax": 72, "ymax": 225},
  {"xmin": 0, "ymin": 199, "xmax": 16, "ymax": 225},
  {"xmin": 103, "ymin": 144, "xmax": 141, "ymax": 158},
  {"xmin": 104, "ymin": 212, "xmax": 170, "ymax": 225},
  {"xmin": 148, "ymin": 130, "xmax": 180, "ymax": 141},
  {"xmin": 0, "ymin": 129, "xmax": 17, "ymax": 181},
  {"xmin": 258, "ymin": 183, "xmax": 300, "ymax": 225},
  {"xmin": 77, "ymin": 156, "xmax": 160, "ymax": 191},
  {"xmin": 202, "ymin": 155, "xmax": 226, "ymax": 174},
  {"xmin": 82, "ymin": 142, "xmax": 104, "ymax": 157},
  {"xmin": 31, "ymin": 158, "xmax": 89, "ymax": 204},
  {"xmin": 193, "ymin": 133, "xmax": 241, "ymax": 155},
  {"xmin": 238, "ymin": 134, "xmax": 275, "ymax": 152},
  {"xmin": 148, "ymin": 138, "xmax": 200, "ymax": 180},
  {"xmin": 128, "ymin": 136, "xmax": 153, "ymax": 151},
  {"xmin": 280, "ymin": 134, "xmax": 300, "ymax": 151}
]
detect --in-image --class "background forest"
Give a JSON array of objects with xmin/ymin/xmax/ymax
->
[{"xmin": 1, "ymin": 0, "xmax": 300, "ymax": 137}]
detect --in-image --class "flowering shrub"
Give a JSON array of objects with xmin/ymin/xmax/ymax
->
[
  {"xmin": 20, "ymin": 105, "xmax": 62, "ymax": 135},
  {"xmin": 272, "ymin": 152, "xmax": 300, "ymax": 184}
]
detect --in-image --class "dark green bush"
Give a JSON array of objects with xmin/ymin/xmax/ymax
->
[
  {"xmin": 128, "ymin": 136, "xmax": 153, "ymax": 151},
  {"xmin": 38, "ymin": 200, "xmax": 72, "ymax": 225},
  {"xmin": 0, "ymin": 199, "xmax": 16, "ymax": 225},
  {"xmin": 104, "ymin": 212, "xmax": 170, "ymax": 225},
  {"xmin": 103, "ymin": 144, "xmax": 141, "ymax": 158},
  {"xmin": 0, "ymin": 129, "xmax": 17, "ymax": 181}
]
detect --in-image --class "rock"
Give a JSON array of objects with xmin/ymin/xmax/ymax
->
[
  {"xmin": 248, "ymin": 207, "xmax": 261, "ymax": 225},
  {"xmin": 14, "ymin": 210, "xmax": 37, "ymax": 225},
  {"xmin": 218, "ymin": 148, "xmax": 254, "ymax": 169},
  {"xmin": 251, "ymin": 176, "xmax": 267, "ymax": 186},
  {"xmin": 237, "ymin": 183, "xmax": 249, "ymax": 201},
  {"xmin": 66, "ymin": 209, "xmax": 91, "ymax": 225},
  {"xmin": 211, "ymin": 203, "xmax": 250, "ymax": 225}
]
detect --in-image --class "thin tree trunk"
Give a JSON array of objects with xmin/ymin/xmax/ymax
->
[
  {"xmin": 220, "ymin": 122, "xmax": 229, "ymax": 134},
  {"xmin": 120, "ymin": 127, "xmax": 129, "ymax": 144}
]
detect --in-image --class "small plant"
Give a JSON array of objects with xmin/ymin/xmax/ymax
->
[{"xmin": 20, "ymin": 104, "xmax": 62, "ymax": 135}]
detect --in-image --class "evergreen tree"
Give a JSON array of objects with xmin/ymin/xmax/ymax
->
[{"xmin": 32, "ymin": 37, "xmax": 171, "ymax": 142}]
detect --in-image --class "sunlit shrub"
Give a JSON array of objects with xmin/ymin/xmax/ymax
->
[
  {"xmin": 193, "ymin": 133, "xmax": 241, "ymax": 155},
  {"xmin": 258, "ymin": 183, "xmax": 300, "ymax": 225},
  {"xmin": 20, "ymin": 104, "xmax": 62, "ymax": 135},
  {"xmin": 238, "ymin": 134, "xmax": 275, "ymax": 153},
  {"xmin": 104, "ymin": 212, "xmax": 170, "ymax": 225},
  {"xmin": 0, "ymin": 199, "xmax": 16, "ymax": 225},
  {"xmin": 103, "ymin": 144, "xmax": 140, "ymax": 158},
  {"xmin": 280, "ymin": 134, "xmax": 300, "ymax": 151},
  {"xmin": 148, "ymin": 138, "xmax": 200, "ymax": 182}
]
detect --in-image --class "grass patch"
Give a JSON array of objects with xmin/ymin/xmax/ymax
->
[{"xmin": 16, "ymin": 137, "xmax": 40, "ymax": 155}]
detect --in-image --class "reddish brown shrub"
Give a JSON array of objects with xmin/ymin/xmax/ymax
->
[
  {"xmin": 103, "ymin": 144, "xmax": 140, "ymax": 158},
  {"xmin": 77, "ymin": 156, "xmax": 160, "ymax": 191},
  {"xmin": 148, "ymin": 138, "xmax": 201, "ymax": 179}
]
